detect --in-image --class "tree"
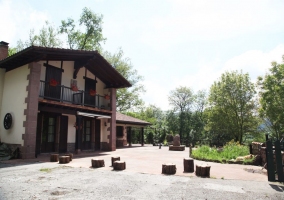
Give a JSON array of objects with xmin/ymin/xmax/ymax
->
[
  {"xmin": 16, "ymin": 21, "xmax": 61, "ymax": 51},
  {"xmin": 102, "ymin": 49, "xmax": 145, "ymax": 112},
  {"xmin": 168, "ymin": 86, "xmax": 195, "ymax": 142},
  {"xmin": 257, "ymin": 56, "xmax": 284, "ymax": 139},
  {"xmin": 59, "ymin": 7, "xmax": 105, "ymax": 50},
  {"xmin": 207, "ymin": 71, "xmax": 258, "ymax": 143}
]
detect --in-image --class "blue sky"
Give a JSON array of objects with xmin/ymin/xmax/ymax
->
[{"xmin": 1, "ymin": 0, "xmax": 284, "ymax": 110}]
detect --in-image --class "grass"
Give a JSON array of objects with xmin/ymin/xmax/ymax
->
[
  {"xmin": 39, "ymin": 168, "xmax": 52, "ymax": 172},
  {"xmin": 191, "ymin": 140, "xmax": 250, "ymax": 163}
]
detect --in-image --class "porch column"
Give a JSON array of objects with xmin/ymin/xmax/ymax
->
[
  {"xmin": 128, "ymin": 127, "xmax": 132, "ymax": 147},
  {"xmin": 109, "ymin": 88, "xmax": 116, "ymax": 151},
  {"xmin": 75, "ymin": 115, "xmax": 82, "ymax": 153},
  {"xmin": 141, "ymin": 127, "xmax": 144, "ymax": 146}
]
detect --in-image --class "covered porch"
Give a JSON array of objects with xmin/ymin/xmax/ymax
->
[{"xmin": 116, "ymin": 112, "xmax": 151, "ymax": 147}]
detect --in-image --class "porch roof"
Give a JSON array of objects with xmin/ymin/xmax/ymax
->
[
  {"xmin": 0, "ymin": 46, "xmax": 131, "ymax": 89},
  {"xmin": 116, "ymin": 112, "xmax": 151, "ymax": 126}
]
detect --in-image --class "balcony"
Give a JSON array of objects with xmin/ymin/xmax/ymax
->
[{"xmin": 39, "ymin": 80, "xmax": 111, "ymax": 110}]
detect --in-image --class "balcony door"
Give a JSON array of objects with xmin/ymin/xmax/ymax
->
[
  {"xmin": 84, "ymin": 77, "xmax": 97, "ymax": 107},
  {"xmin": 45, "ymin": 65, "xmax": 62, "ymax": 100}
]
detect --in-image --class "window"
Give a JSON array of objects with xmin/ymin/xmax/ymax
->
[{"xmin": 116, "ymin": 126, "xmax": 123, "ymax": 137}]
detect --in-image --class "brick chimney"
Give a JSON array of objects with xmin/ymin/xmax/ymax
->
[{"xmin": 0, "ymin": 41, "xmax": 9, "ymax": 60}]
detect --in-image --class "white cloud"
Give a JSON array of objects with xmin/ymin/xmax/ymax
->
[
  {"xmin": 0, "ymin": 0, "xmax": 48, "ymax": 46},
  {"xmin": 180, "ymin": 44, "xmax": 284, "ymax": 91},
  {"xmin": 140, "ymin": 0, "xmax": 284, "ymax": 50},
  {"xmin": 222, "ymin": 44, "xmax": 284, "ymax": 81},
  {"xmin": 141, "ymin": 80, "xmax": 169, "ymax": 110}
]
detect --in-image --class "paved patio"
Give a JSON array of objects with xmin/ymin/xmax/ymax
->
[{"xmin": 1, "ymin": 145, "xmax": 268, "ymax": 182}]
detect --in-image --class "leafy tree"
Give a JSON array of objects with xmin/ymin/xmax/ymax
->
[
  {"xmin": 207, "ymin": 71, "xmax": 258, "ymax": 143},
  {"xmin": 8, "ymin": 47, "xmax": 17, "ymax": 56},
  {"xmin": 257, "ymin": 56, "xmax": 284, "ymax": 139},
  {"xmin": 59, "ymin": 7, "xmax": 105, "ymax": 50},
  {"xmin": 168, "ymin": 86, "xmax": 195, "ymax": 142},
  {"xmin": 102, "ymin": 49, "xmax": 145, "ymax": 112},
  {"xmin": 16, "ymin": 21, "xmax": 61, "ymax": 50}
]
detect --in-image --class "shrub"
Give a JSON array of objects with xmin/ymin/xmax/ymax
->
[{"xmin": 191, "ymin": 140, "xmax": 250, "ymax": 163}]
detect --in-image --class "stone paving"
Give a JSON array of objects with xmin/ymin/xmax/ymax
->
[{"xmin": 1, "ymin": 144, "xmax": 268, "ymax": 181}]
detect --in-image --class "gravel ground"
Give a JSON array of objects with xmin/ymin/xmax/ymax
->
[{"xmin": 0, "ymin": 162, "xmax": 283, "ymax": 200}]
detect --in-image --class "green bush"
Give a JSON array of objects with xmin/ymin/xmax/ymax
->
[{"xmin": 191, "ymin": 140, "xmax": 249, "ymax": 163}]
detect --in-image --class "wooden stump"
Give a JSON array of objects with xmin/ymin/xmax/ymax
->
[
  {"xmin": 50, "ymin": 154, "xmax": 59, "ymax": 162},
  {"xmin": 111, "ymin": 156, "xmax": 120, "ymax": 166},
  {"xmin": 65, "ymin": 153, "xmax": 73, "ymax": 161},
  {"xmin": 162, "ymin": 163, "xmax": 176, "ymax": 175},
  {"xmin": 59, "ymin": 156, "xmax": 70, "ymax": 164},
  {"xmin": 91, "ymin": 159, "xmax": 105, "ymax": 168},
  {"xmin": 195, "ymin": 164, "xmax": 211, "ymax": 177},
  {"xmin": 113, "ymin": 161, "xmax": 126, "ymax": 170},
  {"xmin": 184, "ymin": 158, "xmax": 194, "ymax": 172}
]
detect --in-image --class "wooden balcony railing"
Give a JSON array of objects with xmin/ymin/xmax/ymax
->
[{"xmin": 39, "ymin": 80, "xmax": 111, "ymax": 110}]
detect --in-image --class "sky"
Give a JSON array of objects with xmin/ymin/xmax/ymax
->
[{"xmin": 1, "ymin": 0, "xmax": 284, "ymax": 110}]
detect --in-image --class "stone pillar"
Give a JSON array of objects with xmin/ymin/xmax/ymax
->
[
  {"xmin": 22, "ymin": 62, "xmax": 41, "ymax": 159},
  {"xmin": 109, "ymin": 88, "xmax": 116, "ymax": 151},
  {"xmin": 75, "ymin": 115, "xmax": 82, "ymax": 153},
  {"xmin": 128, "ymin": 127, "xmax": 132, "ymax": 147},
  {"xmin": 141, "ymin": 127, "xmax": 144, "ymax": 146}
]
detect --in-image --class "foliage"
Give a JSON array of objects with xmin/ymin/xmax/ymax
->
[
  {"xmin": 102, "ymin": 49, "xmax": 145, "ymax": 112},
  {"xmin": 16, "ymin": 21, "xmax": 62, "ymax": 50},
  {"xmin": 207, "ymin": 71, "xmax": 258, "ymax": 144},
  {"xmin": 59, "ymin": 7, "xmax": 105, "ymax": 50},
  {"xmin": 8, "ymin": 47, "xmax": 17, "ymax": 56},
  {"xmin": 257, "ymin": 55, "xmax": 284, "ymax": 139},
  {"xmin": 125, "ymin": 105, "xmax": 167, "ymax": 144},
  {"xmin": 167, "ymin": 87, "xmax": 207, "ymax": 145},
  {"xmin": 168, "ymin": 86, "xmax": 195, "ymax": 142},
  {"xmin": 191, "ymin": 140, "xmax": 250, "ymax": 163}
]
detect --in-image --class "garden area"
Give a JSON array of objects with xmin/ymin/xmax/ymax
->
[{"xmin": 191, "ymin": 140, "xmax": 255, "ymax": 164}]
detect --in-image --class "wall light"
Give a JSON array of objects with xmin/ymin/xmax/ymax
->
[{"xmin": 104, "ymin": 122, "xmax": 107, "ymax": 126}]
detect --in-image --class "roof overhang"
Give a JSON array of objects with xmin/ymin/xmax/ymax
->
[{"xmin": 0, "ymin": 46, "xmax": 132, "ymax": 88}]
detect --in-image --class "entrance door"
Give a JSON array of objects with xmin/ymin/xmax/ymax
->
[
  {"xmin": 84, "ymin": 77, "xmax": 97, "ymax": 107},
  {"xmin": 59, "ymin": 116, "xmax": 68, "ymax": 153},
  {"xmin": 81, "ymin": 118, "xmax": 92, "ymax": 150},
  {"xmin": 45, "ymin": 65, "xmax": 62, "ymax": 100},
  {"xmin": 41, "ymin": 114, "xmax": 56, "ymax": 153},
  {"xmin": 95, "ymin": 119, "xmax": 101, "ymax": 150}
]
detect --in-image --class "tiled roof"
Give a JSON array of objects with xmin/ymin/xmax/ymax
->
[{"xmin": 116, "ymin": 112, "xmax": 151, "ymax": 126}]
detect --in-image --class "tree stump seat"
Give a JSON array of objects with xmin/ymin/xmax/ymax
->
[
  {"xmin": 195, "ymin": 164, "xmax": 211, "ymax": 177},
  {"xmin": 113, "ymin": 161, "xmax": 126, "ymax": 170},
  {"xmin": 91, "ymin": 159, "xmax": 105, "ymax": 168},
  {"xmin": 184, "ymin": 158, "xmax": 194, "ymax": 172},
  {"xmin": 162, "ymin": 163, "xmax": 176, "ymax": 175},
  {"xmin": 65, "ymin": 153, "xmax": 73, "ymax": 161},
  {"xmin": 111, "ymin": 156, "xmax": 120, "ymax": 166},
  {"xmin": 59, "ymin": 156, "xmax": 70, "ymax": 164},
  {"xmin": 50, "ymin": 154, "xmax": 59, "ymax": 162}
]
